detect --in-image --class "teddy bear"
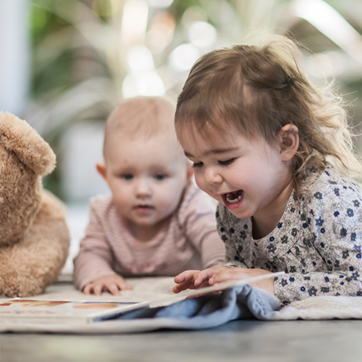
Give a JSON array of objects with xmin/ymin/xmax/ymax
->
[{"xmin": 0, "ymin": 112, "xmax": 70, "ymax": 297}]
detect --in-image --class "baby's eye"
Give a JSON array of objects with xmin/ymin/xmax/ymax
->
[
  {"xmin": 218, "ymin": 158, "xmax": 235, "ymax": 166},
  {"xmin": 121, "ymin": 174, "xmax": 133, "ymax": 180},
  {"xmin": 192, "ymin": 162, "xmax": 203, "ymax": 168},
  {"xmin": 154, "ymin": 174, "xmax": 167, "ymax": 181}
]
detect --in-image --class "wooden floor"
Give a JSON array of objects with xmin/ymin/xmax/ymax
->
[{"xmin": 2, "ymin": 319, "xmax": 362, "ymax": 362}]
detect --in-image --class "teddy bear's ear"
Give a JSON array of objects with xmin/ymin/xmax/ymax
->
[{"xmin": 0, "ymin": 112, "xmax": 56, "ymax": 176}]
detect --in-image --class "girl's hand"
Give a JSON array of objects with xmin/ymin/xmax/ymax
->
[
  {"xmin": 173, "ymin": 269, "xmax": 215, "ymax": 293},
  {"xmin": 83, "ymin": 275, "xmax": 133, "ymax": 296},
  {"xmin": 173, "ymin": 267, "xmax": 275, "ymax": 295},
  {"xmin": 208, "ymin": 267, "xmax": 275, "ymax": 295}
]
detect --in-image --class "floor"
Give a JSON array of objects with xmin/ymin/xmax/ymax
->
[{"xmin": 2, "ymin": 319, "xmax": 362, "ymax": 362}]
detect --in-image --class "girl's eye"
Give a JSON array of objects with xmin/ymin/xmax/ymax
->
[
  {"xmin": 154, "ymin": 174, "xmax": 167, "ymax": 180},
  {"xmin": 121, "ymin": 174, "xmax": 133, "ymax": 180},
  {"xmin": 192, "ymin": 162, "xmax": 203, "ymax": 168},
  {"xmin": 218, "ymin": 158, "xmax": 235, "ymax": 166}
]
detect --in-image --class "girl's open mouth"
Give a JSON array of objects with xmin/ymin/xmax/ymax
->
[{"xmin": 222, "ymin": 190, "xmax": 243, "ymax": 208}]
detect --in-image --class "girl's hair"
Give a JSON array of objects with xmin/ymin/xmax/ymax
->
[{"xmin": 175, "ymin": 35, "xmax": 362, "ymax": 191}]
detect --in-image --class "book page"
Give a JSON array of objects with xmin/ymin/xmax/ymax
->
[
  {"xmin": 0, "ymin": 299, "xmax": 149, "ymax": 324},
  {"xmin": 149, "ymin": 271, "xmax": 285, "ymax": 308}
]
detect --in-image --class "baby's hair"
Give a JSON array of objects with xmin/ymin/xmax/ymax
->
[
  {"xmin": 104, "ymin": 96, "xmax": 176, "ymax": 157},
  {"xmin": 175, "ymin": 35, "xmax": 362, "ymax": 192}
]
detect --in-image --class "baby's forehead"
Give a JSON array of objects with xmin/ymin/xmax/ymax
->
[
  {"xmin": 104, "ymin": 98, "xmax": 178, "ymax": 155},
  {"xmin": 106, "ymin": 97, "xmax": 175, "ymax": 135},
  {"xmin": 106, "ymin": 131, "xmax": 188, "ymax": 165},
  {"xmin": 106, "ymin": 123, "xmax": 179, "ymax": 151}
]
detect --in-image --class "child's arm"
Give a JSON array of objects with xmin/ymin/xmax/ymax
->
[
  {"xmin": 273, "ymin": 223, "xmax": 362, "ymax": 304},
  {"xmin": 272, "ymin": 176, "xmax": 362, "ymax": 304},
  {"xmin": 73, "ymin": 197, "xmax": 132, "ymax": 294},
  {"xmin": 184, "ymin": 213, "xmax": 226, "ymax": 269},
  {"xmin": 74, "ymin": 234, "xmax": 118, "ymax": 292},
  {"xmin": 180, "ymin": 188, "xmax": 226, "ymax": 268},
  {"xmin": 173, "ymin": 202, "xmax": 251, "ymax": 293}
]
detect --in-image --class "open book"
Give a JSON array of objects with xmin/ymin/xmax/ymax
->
[
  {"xmin": 0, "ymin": 272, "xmax": 284, "ymax": 324},
  {"xmin": 150, "ymin": 271, "xmax": 285, "ymax": 307}
]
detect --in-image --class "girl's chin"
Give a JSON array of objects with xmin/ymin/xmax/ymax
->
[{"xmin": 223, "ymin": 200, "xmax": 254, "ymax": 220}]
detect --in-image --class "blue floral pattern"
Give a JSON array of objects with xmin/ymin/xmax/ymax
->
[{"xmin": 217, "ymin": 167, "xmax": 362, "ymax": 304}]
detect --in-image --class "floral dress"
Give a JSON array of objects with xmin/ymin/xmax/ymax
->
[{"xmin": 216, "ymin": 167, "xmax": 362, "ymax": 304}]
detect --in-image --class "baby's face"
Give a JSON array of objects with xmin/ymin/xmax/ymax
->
[{"xmin": 102, "ymin": 134, "xmax": 190, "ymax": 236}]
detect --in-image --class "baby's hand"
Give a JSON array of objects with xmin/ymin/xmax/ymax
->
[
  {"xmin": 83, "ymin": 274, "xmax": 133, "ymax": 296},
  {"xmin": 173, "ymin": 267, "xmax": 275, "ymax": 295}
]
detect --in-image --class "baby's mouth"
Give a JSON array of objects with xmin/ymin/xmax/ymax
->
[
  {"xmin": 136, "ymin": 204, "xmax": 153, "ymax": 209},
  {"xmin": 224, "ymin": 190, "xmax": 243, "ymax": 204},
  {"xmin": 134, "ymin": 204, "xmax": 154, "ymax": 214}
]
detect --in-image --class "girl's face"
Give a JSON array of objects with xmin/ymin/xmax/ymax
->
[{"xmin": 177, "ymin": 125, "xmax": 295, "ymax": 235}]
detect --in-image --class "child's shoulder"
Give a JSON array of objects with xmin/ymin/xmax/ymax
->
[
  {"xmin": 88, "ymin": 193, "xmax": 114, "ymax": 213},
  {"xmin": 306, "ymin": 166, "xmax": 360, "ymax": 191},
  {"xmin": 301, "ymin": 166, "xmax": 362, "ymax": 207},
  {"xmin": 294, "ymin": 167, "xmax": 362, "ymax": 235}
]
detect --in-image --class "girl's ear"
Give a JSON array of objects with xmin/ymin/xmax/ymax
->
[
  {"xmin": 277, "ymin": 124, "xmax": 299, "ymax": 162},
  {"xmin": 96, "ymin": 162, "xmax": 108, "ymax": 183}
]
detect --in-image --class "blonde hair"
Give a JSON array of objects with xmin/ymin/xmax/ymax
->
[
  {"xmin": 104, "ymin": 96, "xmax": 177, "ymax": 157},
  {"xmin": 175, "ymin": 35, "xmax": 362, "ymax": 191}
]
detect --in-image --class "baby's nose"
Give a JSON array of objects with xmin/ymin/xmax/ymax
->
[{"xmin": 134, "ymin": 179, "xmax": 152, "ymax": 196}]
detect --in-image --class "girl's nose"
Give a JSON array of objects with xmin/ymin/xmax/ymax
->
[
  {"xmin": 134, "ymin": 179, "xmax": 152, "ymax": 197},
  {"xmin": 204, "ymin": 167, "xmax": 223, "ymax": 185}
]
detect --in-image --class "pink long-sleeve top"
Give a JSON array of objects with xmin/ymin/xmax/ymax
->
[{"xmin": 73, "ymin": 182, "xmax": 225, "ymax": 290}]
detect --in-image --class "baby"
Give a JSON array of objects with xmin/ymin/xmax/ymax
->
[{"xmin": 73, "ymin": 96, "xmax": 225, "ymax": 295}]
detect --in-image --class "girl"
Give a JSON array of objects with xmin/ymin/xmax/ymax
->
[{"xmin": 172, "ymin": 36, "xmax": 362, "ymax": 304}]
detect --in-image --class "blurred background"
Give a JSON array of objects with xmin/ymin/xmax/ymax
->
[
  {"xmin": 1, "ymin": 0, "xmax": 362, "ymax": 202},
  {"xmin": 1, "ymin": 0, "xmax": 362, "ymax": 272}
]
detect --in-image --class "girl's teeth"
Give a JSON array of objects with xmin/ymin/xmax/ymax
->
[{"xmin": 226, "ymin": 192, "xmax": 242, "ymax": 203}]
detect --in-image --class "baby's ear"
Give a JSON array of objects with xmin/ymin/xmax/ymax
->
[
  {"xmin": 96, "ymin": 162, "xmax": 107, "ymax": 182},
  {"xmin": 277, "ymin": 124, "xmax": 299, "ymax": 162}
]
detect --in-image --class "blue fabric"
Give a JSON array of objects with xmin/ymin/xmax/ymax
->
[{"xmin": 110, "ymin": 285, "xmax": 281, "ymax": 329}]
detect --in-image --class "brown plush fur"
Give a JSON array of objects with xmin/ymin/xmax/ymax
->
[{"xmin": 0, "ymin": 112, "xmax": 70, "ymax": 297}]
